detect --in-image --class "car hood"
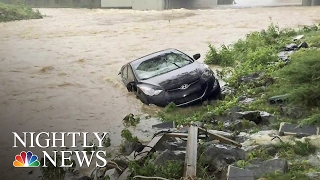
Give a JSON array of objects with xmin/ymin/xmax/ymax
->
[{"xmin": 140, "ymin": 62, "xmax": 205, "ymax": 90}]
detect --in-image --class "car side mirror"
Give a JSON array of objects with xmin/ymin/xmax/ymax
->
[
  {"xmin": 126, "ymin": 82, "xmax": 136, "ymax": 92},
  {"xmin": 193, "ymin": 53, "xmax": 201, "ymax": 60}
]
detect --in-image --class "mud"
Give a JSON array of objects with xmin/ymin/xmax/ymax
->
[{"xmin": 0, "ymin": 5, "xmax": 320, "ymax": 179}]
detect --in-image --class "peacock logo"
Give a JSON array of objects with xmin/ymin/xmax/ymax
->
[{"xmin": 13, "ymin": 151, "xmax": 40, "ymax": 167}]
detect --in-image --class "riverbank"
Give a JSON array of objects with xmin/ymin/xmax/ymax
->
[
  {"xmin": 145, "ymin": 23, "xmax": 320, "ymax": 179},
  {"xmin": 0, "ymin": 2, "xmax": 42, "ymax": 22}
]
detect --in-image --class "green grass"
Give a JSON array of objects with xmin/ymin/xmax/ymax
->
[{"xmin": 0, "ymin": 2, "xmax": 42, "ymax": 22}]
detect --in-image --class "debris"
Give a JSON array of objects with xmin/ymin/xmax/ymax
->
[
  {"xmin": 293, "ymin": 34, "xmax": 304, "ymax": 41},
  {"xmin": 152, "ymin": 121, "xmax": 175, "ymax": 129},
  {"xmin": 268, "ymin": 94, "xmax": 289, "ymax": 104},
  {"xmin": 279, "ymin": 122, "xmax": 319, "ymax": 137},
  {"xmin": 227, "ymin": 165, "xmax": 254, "ymax": 180},
  {"xmin": 285, "ymin": 43, "xmax": 298, "ymax": 51},
  {"xmin": 183, "ymin": 125, "xmax": 198, "ymax": 178},
  {"xmin": 298, "ymin": 41, "xmax": 309, "ymax": 48},
  {"xmin": 201, "ymin": 142, "xmax": 245, "ymax": 171},
  {"xmin": 199, "ymin": 127, "xmax": 242, "ymax": 147}
]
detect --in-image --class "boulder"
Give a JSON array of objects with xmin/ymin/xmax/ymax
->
[
  {"xmin": 259, "ymin": 111, "xmax": 275, "ymax": 124},
  {"xmin": 235, "ymin": 111, "xmax": 262, "ymax": 124},
  {"xmin": 160, "ymin": 138, "xmax": 187, "ymax": 151},
  {"xmin": 201, "ymin": 142, "xmax": 246, "ymax": 172},
  {"xmin": 245, "ymin": 159, "xmax": 288, "ymax": 179},
  {"xmin": 152, "ymin": 149, "xmax": 183, "ymax": 165},
  {"xmin": 227, "ymin": 165, "xmax": 254, "ymax": 180}
]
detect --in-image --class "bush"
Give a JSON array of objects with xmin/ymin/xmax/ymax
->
[
  {"xmin": 273, "ymin": 49, "xmax": 320, "ymax": 107},
  {"xmin": 0, "ymin": 2, "xmax": 42, "ymax": 22}
]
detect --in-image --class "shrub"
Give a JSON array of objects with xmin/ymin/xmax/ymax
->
[{"xmin": 0, "ymin": 2, "xmax": 42, "ymax": 22}]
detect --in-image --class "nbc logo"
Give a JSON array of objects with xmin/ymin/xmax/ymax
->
[{"xmin": 13, "ymin": 151, "xmax": 40, "ymax": 167}]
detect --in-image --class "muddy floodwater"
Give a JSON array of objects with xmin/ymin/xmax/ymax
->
[{"xmin": 0, "ymin": 5, "xmax": 320, "ymax": 179}]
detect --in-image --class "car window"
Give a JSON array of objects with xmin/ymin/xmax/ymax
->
[
  {"xmin": 134, "ymin": 52, "xmax": 193, "ymax": 80},
  {"xmin": 122, "ymin": 65, "xmax": 128, "ymax": 79},
  {"xmin": 128, "ymin": 65, "xmax": 135, "ymax": 82}
]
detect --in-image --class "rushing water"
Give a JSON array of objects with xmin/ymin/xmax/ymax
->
[{"xmin": 0, "ymin": 5, "xmax": 320, "ymax": 179}]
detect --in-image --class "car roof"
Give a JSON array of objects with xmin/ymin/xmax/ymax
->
[{"xmin": 129, "ymin": 48, "xmax": 182, "ymax": 67}]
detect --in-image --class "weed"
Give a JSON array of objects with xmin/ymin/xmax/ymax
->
[
  {"xmin": 121, "ymin": 129, "xmax": 139, "ymax": 142},
  {"xmin": 236, "ymin": 160, "xmax": 251, "ymax": 168},
  {"xmin": 40, "ymin": 154, "xmax": 76, "ymax": 180},
  {"xmin": 123, "ymin": 113, "xmax": 140, "ymax": 127}
]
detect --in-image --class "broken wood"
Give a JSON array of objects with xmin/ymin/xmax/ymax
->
[
  {"xmin": 198, "ymin": 127, "xmax": 242, "ymax": 148},
  {"xmin": 183, "ymin": 125, "xmax": 198, "ymax": 178},
  {"xmin": 165, "ymin": 132, "xmax": 207, "ymax": 139},
  {"xmin": 117, "ymin": 135, "xmax": 166, "ymax": 180}
]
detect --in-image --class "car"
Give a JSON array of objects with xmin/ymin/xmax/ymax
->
[{"xmin": 118, "ymin": 48, "xmax": 221, "ymax": 107}]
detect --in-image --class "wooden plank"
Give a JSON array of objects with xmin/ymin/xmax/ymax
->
[
  {"xmin": 183, "ymin": 125, "xmax": 198, "ymax": 178},
  {"xmin": 198, "ymin": 127, "xmax": 242, "ymax": 148},
  {"xmin": 117, "ymin": 135, "xmax": 165, "ymax": 180},
  {"xmin": 165, "ymin": 132, "xmax": 207, "ymax": 139}
]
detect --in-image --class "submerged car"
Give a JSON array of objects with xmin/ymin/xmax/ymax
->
[{"xmin": 118, "ymin": 48, "xmax": 221, "ymax": 107}]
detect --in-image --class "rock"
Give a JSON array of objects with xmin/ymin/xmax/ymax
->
[
  {"xmin": 160, "ymin": 138, "xmax": 187, "ymax": 151},
  {"xmin": 246, "ymin": 159, "xmax": 288, "ymax": 179},
  {"xmin": 298, "ymin": 42, "xmax": 309, "ymax": 49},
  {"xmin": 259, "ymin": 111, "xmax": 275, "ymax": 124},
  {"xmin": 306, "ymin": 172, "xmax": 320, "ymax": 180},
  {"xmin": 201, "ymin": 142, "xmax": 246, "ymax": 172},
  {"xmin": 192, "ymin": 121, "xmax": 205, "ymax": 127},
  {"xmin": 152, "ymin": 149, "xmax": 181, "ymax": 165},
  {"xmin": 285, "ymin": 43, "xmax": 298, "ymax": 51},
  {"xmin": 104, "ymin": 168, "xmax": 119, "ymax": 180},
  {"xmin": 227, "ymin": 165, "xmax": 254, "ymax": 180},
  {"xmin": 232, "ymin": 120, "xmax": 256, "ymax": 130},
  {"xmin": 279, "ymin": 105, "xmax": 304, "ymax": 119},
  {"xmin": 277, "ymin": 51, "xmax": 294, "ymax": 62},
  {"xmin": 308, "ymin": 151, "xmax": 320, "ymax": 167},
  {"xmin": 279, "ymin": 122, "xmax": 319, "ymax": 137},
  {"xmin": 121, "ymin": 141, "xmax": 136, "ymax": 156},
  {"xmin": 221, "ymin": 86, "xmax": 236, "ymax": 98},
  {"xmin": 238, "ymin": 72, "xmax": 263, "ymax": 83},
  {"xmin": 78, "ymin": 176, "xmax": 92, "ymax": 180},
  {"xmin": 226, "ymin": 106, "xmax": 242, "ymax": 119},
  {"xmin": 239, "ymin": 97, "xmax": 255, "ymax": 105},
  {"xmin": 235, "ymin": 111, "xmax": 262, "ymax": 124}
]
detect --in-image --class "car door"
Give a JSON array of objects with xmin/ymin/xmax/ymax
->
[{"xmin": 120, "ymin": 64, "xmax": 128, "ymax": 85}]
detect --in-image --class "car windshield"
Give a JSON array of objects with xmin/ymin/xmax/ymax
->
[{"xmin": 134, "ymin": 52, "xmax": 194, "ymax": 80}]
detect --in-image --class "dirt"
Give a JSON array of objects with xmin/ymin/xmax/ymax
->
[{"xmin": 0, "ymin": 5, "xmax": 320, "ymax": 179}]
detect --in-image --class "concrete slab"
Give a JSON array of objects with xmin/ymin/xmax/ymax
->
[
  {"xmin": 279, "ymin": 122, "xmax": 319, "ymax": 137},
  {"xmin": 227, "ymin": 165, "xmax": 254, "ymax": 180}
]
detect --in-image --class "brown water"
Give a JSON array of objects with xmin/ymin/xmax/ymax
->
[{"xmin": 0, "ymin": 6, "xmax": 320, "ymax": 179}]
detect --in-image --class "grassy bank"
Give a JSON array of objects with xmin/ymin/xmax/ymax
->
[
  {"xmin": 0, "ymin": 2, "xmax": 42, "ymax": 22},
  {"xmin": 159, "ymin": 23, "xmax": 320, "ymax": 128},
  {"xmin": 150, "ymin": 23, "xmax": 320, "ymax": 179}
]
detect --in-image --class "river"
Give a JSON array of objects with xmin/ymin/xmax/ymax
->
[{"xmin": 0, "ymin": 4, "xmax": 320, "ymax": 179}]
